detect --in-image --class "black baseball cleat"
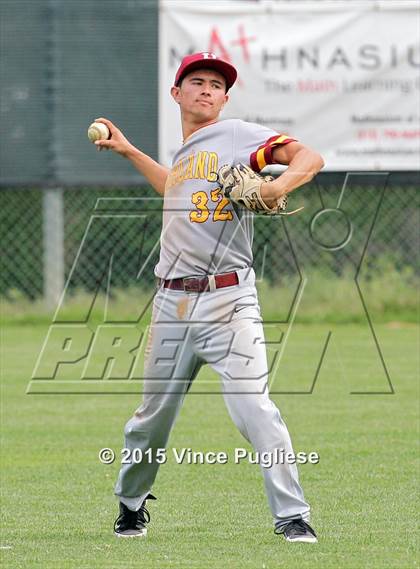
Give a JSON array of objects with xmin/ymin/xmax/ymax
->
[
  {"xmin": 114, "ymin": 494, "xmax": 157, "ymax": 538},
  {"xmin": 275, "ymin": 519, "xmax": 318, "ymax": 543}
]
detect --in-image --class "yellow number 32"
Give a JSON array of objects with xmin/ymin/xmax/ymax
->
[{"xmin": 190, "ymin": 188, "xmax": 234, "ymax": 223}]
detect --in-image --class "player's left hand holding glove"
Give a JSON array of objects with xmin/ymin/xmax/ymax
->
[{"xmin": 217, "ymin": 163, "xmax": 303, "ymax": 216}]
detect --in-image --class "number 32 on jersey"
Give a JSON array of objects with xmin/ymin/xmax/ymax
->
[{"xmin": 190, "ymin": 188, "xmax": 234, "ymax": 223}]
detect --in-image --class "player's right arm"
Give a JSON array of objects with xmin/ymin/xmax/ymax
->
[{"xmin": 94, "ymin": 117, "xmax": 169, "ymax": 196}]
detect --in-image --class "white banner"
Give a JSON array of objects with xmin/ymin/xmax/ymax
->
[{"xmin": 159, "ymin": 0, "xmax": 420, "ymax": 171}]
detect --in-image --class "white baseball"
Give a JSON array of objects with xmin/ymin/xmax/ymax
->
[{"xmin": 87, "ymin": 122, "xmax": 110, "ymax": 143}]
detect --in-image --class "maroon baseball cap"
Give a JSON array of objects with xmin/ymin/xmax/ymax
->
[{"xmin": 174, "ymin": 52, "xmax": 237, "ymax": 92}]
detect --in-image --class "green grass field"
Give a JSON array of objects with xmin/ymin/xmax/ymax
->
[{"xmin": 1, "ymin": 319, "xmax": 419, "ymax": 569}]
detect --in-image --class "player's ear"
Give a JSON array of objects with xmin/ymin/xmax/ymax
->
[
  {"xmin": 171, "ymin": 86, "xmax": 181, "ymax": 104},
  {"xmin": 221, "ymin": 94, "xmax": 229, "ymax": 108}
]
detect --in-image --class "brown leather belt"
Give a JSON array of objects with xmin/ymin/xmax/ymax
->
[{"xmin": 161, "ymin": 271, "xmax": 239, "ymax": 293}]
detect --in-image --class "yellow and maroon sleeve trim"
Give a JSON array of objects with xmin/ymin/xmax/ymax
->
[{"xmin": 250, "ymin": 134, "xmax": 297, "ymax": 172}]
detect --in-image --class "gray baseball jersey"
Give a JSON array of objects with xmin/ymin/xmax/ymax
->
[{"xmin": 154, "ymin": 119, "xmax": 295, "ymax": 279}]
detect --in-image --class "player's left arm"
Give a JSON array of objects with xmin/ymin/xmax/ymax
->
[{"xmin": 260, "ymin": 142, "xmax": 324, "ymax": 209}]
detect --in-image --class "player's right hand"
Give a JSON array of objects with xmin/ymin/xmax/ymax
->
[{"xmin": 94, "ymin": 117, "xmax": 135, "ymax": 157}]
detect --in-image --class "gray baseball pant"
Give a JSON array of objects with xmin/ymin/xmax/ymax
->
[{"xmin": 114, "ymin": 267, "xmax": 310, "ymax": 529}]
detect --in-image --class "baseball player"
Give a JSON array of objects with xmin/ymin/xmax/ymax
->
[{"xmin": 95, "ymin": 52, "xmax": 324, "ymax": 543}]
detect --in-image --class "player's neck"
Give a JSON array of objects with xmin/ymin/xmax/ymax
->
[{"xmin": 181, "ymin": 117, "xmax": 219, "ymax": 144}]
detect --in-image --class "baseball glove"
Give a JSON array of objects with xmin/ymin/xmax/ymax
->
[{"xmin": 217, "ymin": 163, "xmax": 303, "ymax": 216}]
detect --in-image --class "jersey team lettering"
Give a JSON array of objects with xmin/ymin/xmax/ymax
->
[{"xmin": 166, "ymin": 151, "xmax": 219, "ymax": 190}]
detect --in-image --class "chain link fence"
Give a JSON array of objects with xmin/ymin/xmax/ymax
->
[
  {"xmin": 1, "ymin": 174, "xmax": 418, "ymax": 314},
  {"xmin": 2, "ymin": 0, "xmax": 418, "ymax": 321}
]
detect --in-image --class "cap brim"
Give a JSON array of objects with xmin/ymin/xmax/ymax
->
[{"xmin": 176, "ymin": 59, "xmax": 237, "ymax": 91}]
